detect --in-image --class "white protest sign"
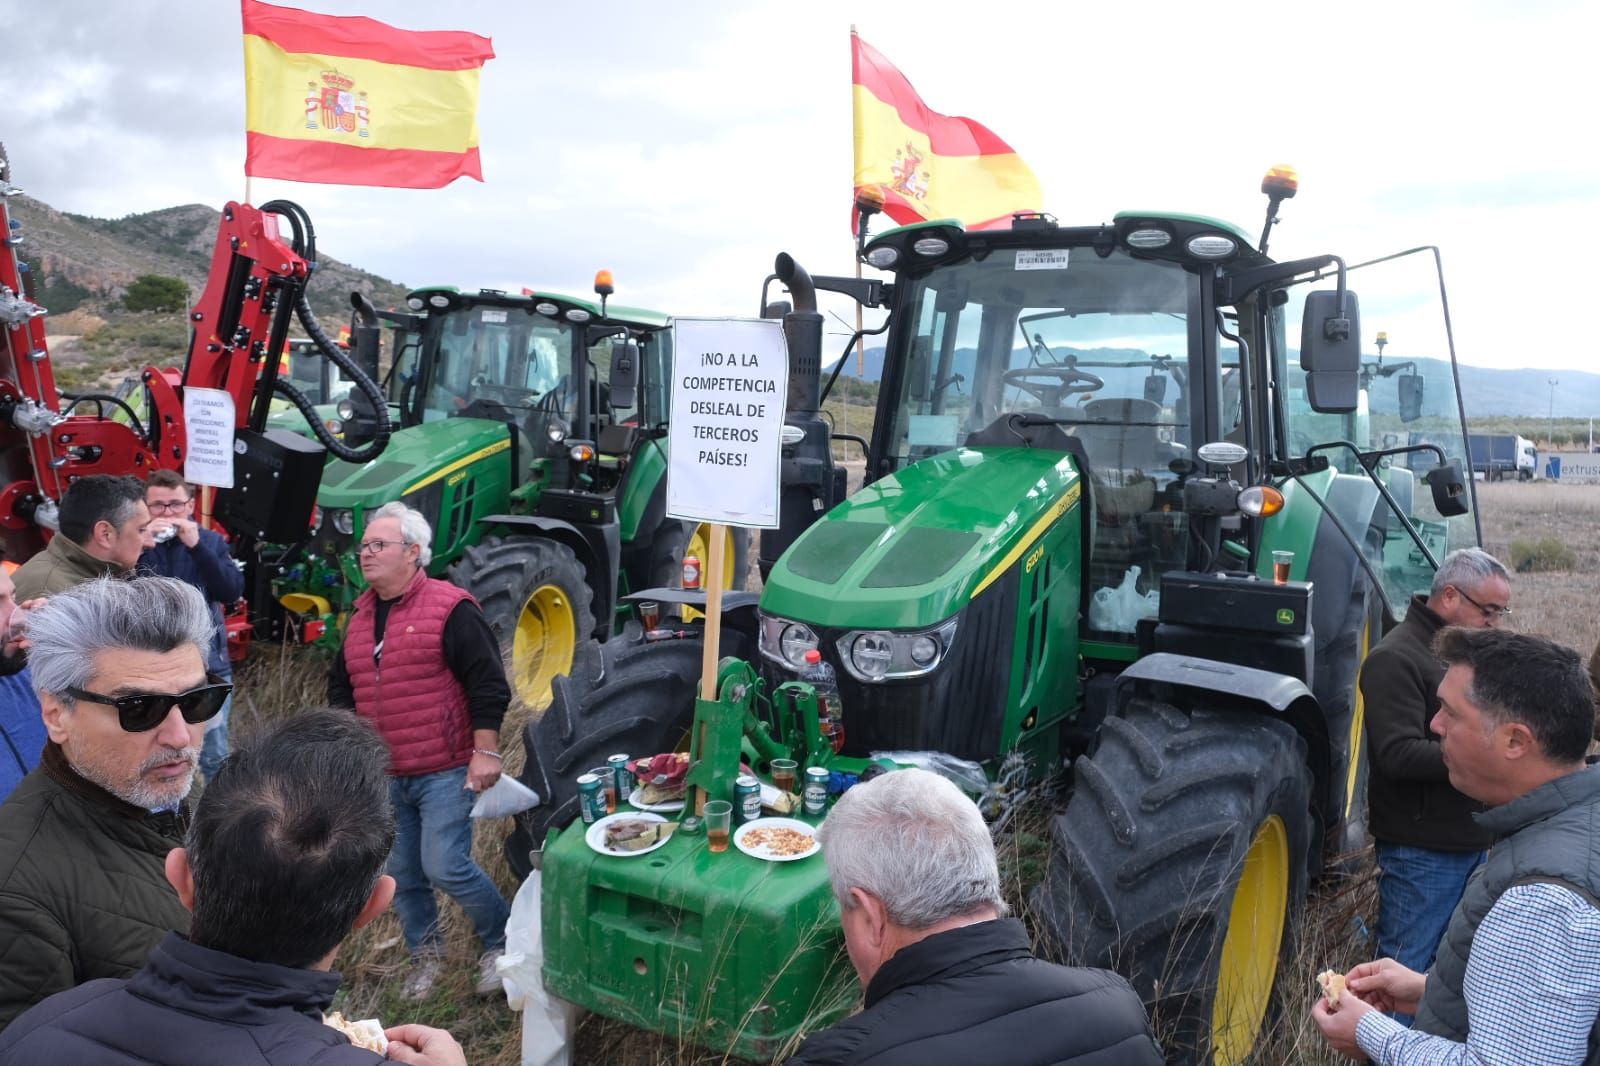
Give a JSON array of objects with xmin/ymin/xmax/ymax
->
[
  {"xmin": 182, "ymin": 387, "xmax": 237, "ymax": 489},
  {"xmin": 666, "ymin": 317, "xmax": 788, "ymax": 528}
]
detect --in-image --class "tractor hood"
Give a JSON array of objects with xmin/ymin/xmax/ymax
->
[
  {"xmin": 760, "ymin": 447, "xmax": 1082, "ymax": 630},
  {"xmin": 316, "ymin": 417, "xmax": 514, "ymax": 509}
]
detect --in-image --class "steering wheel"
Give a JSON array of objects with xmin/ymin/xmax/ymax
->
[{"xmin": 1002, "ymin": 366, "xmax": 1105, "ymax": 407}]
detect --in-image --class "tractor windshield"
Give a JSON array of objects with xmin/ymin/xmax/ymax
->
[
  {"xmin": 885, "ymin": 247, "xmax": 1215, "ymax": 613},
  {"xmin": 420, "ymin": 304, "xmax": 575, "ymax": 429}
]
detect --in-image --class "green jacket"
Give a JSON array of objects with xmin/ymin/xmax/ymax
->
[
  {"xmin": 11, "ymin": 534, "xmax": 125, "ymax": 602},
  {"xmin": 0, "ymin": 744, "xmax": 190, "ymax": 1031}
]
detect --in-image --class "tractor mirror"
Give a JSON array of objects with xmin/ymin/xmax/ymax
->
[
  {"xmin": 1299, "ymin": 289, "xmax": 1362, "ymax": 413},
  {"xmin": 1398, "ymin": 372, "xmax": 1425, "ymax": 423},
  {"xmin": 1143, "ymin": 373, "xmax": 1168, "ymax": 405},
  {"xmin": 609, "ymin": 341, "xmax": 638, "ymax": 409},
  {"xmin": 1424, "ymin": 459, "xmax": 1469, "ymax": 517}
]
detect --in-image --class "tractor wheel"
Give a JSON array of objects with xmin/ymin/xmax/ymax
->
[
  {"xmin": 1033, "ymin": 700, "xmax": 1313, "ymax": 1066},
  {"xmin": 450, "ymin": 536, "xmax": 596, "ymax": 711},
  {"xmin": 503, "ymin": 632, "xmax": 706, "ymax": 879}
]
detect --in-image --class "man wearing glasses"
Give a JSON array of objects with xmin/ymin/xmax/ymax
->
[
  {"xmin": 1361, "ymin": 547, "xmax": 1513, "ymax": 1012},
  {"xmin": 328, "ymin": 502, "xmax": 511, "ymax": 1003},
  {"xmin": 0, "ymin": 576, "xmax": 225, "ymax": 1030},
  {"xmin": 139, "ymin": 471, "xmax": 244, "ymax": 783}
]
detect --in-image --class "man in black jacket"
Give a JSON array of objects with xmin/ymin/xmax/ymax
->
[
  {"xmin": 788, "ymin": 768, "xmax": 1162, "ymax": 1066},
  {"xmin": 1361, "ymin": 547, "xmax": 1510, "ymax": 987},
  {"xmin": 0, "ymin": 709, "xmax": 466, "ymax": 1065}
]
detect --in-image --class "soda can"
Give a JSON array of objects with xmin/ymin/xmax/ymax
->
[
  {"xmin": 608, "ymin": 754, "xmax": 635, "ymax": 802},
  {"xmin": 803, "ymin": 767, "xmax": 830, "ymax": 817},
  {"xmin": 735, "ymin": 774, "xmax": 762, "ymax": 824},
  {"xmin": 576, "ymin": 773, "xmax": 603, "ymax": 824}
]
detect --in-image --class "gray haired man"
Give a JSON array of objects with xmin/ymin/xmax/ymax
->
[
  {"xmin": 0, "ymin": 575, "xmax": 226, "ymax": 1030},
  {"xmin": 1361, "ymin": 548, "xmax": 1512, "ymax": 993},
  {"xmin": 788, "ymin": 769, "xmax": 1163, "ymax": 1065}
]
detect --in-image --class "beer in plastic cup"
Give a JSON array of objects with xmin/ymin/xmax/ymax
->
[
  {"xmin": 638, "ymin": 601, "xmax": 660, "ymax": 631},
  {"xmin": 770, "ymin": 758, "xmax": 798, "ymax": 795},
  {"xmin": 1272, "ymin": 550, "xmax": 1294, "ymax": 585},
  {"xmin": 705, "ymin": 800, "xmax": 732, "ymax": 853},
  {"xmin": 589, "ymin": 766, "xmax": 617, "ymax": 814}
]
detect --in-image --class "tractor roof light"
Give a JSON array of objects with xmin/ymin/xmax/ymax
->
[
  {"xmin": 864, "ymin": 245, "xmax": 900, "ymax": 269},
  {"xmin": 1237, "ymin": 485, "xmax": 1286, "ymax": 518},
  {"xmin": 593, "ymin": 269, "xmax": 614, "ymax": 296},
  {"xmin": 565, "ymin": 308, "xmax": 591, "ymax": 323},
  {"xmin": 912, "ymin": 236, "xmax": 950, "ymax": 257},
  {"xmin": 1186, "ymin": 234, "xmax": 1238, "ymax": 260},
  {"xmin": 1261, "ymin": 164, "xmax": 1300, "ymax": 199},
  {"xmin": 406, "ymin": 296, "xmax": 425, "ymax": 311},
  {"xmin": 1125, "ymin": 227, "xmax": 1173, "ymax": 250},
  {"xmin": 427, "ymin": 294, "xmax": 451, "ymax": 309},
  {"xmin": 535, "ymin": 301, "xmax": 559, "ymax": 316}
]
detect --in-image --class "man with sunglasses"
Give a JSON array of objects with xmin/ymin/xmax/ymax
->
[
  {"xmin": 11, "ymin": 474, "xmax": 149, "ymax": 602},
  {"xmin": 139, "ymin": 470, "xmax": 245, "ymax": 783},
  {"xmin": 328, "ymin": 501, "xmax": 511, "ymax": 1003},
  {"xmin": 1361, "ymin": 547, "xmax": 1513, "ymax": 1007},
  {"xmin": 0, "ymin": 575, "xmax": 224, "ymax": 1030}
]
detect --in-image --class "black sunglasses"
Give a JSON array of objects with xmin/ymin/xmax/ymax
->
[{"xmin": 63, "ymin": 674, "xmax": 233, "ymax": 733}]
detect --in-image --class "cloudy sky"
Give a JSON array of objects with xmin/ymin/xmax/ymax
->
[{"xmin": 6, "ymin": 0, "xmax": 1597, "ymax": 383}]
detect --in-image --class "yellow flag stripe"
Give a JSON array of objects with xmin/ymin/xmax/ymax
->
[
  {"xmin": 853, "ymin": 88, "xmax": 1040, "ymax": 227},
  {"xmin": 244, "ymin": 35, "xmax": 481, "ymax": 153}
]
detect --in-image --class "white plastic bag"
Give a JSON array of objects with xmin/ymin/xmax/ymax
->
[
  {"xmin": 1088, "ymin": 566, "xmax": 1160, "ymax": 634},
  {"xmin": 470, "ymin": 774, "xmax": 541, "ymax": 819},
  {"xmin": 501, "ymin": 871, "xmax": 577, "ymax": 1066}
]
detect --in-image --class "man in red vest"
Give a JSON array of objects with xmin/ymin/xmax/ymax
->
[{"xmin": 329, "ymin": 502, "xmax": 511, "ymax": 1003}]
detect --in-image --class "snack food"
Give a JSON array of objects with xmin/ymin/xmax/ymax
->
[
  {"xmin": 324, "ymin": 1011, "xmax": 387, "ymax": 1052},
  {"xmin": 1316, "ymin": 969, "xmax": 1347, "ymax": 1008},
  {"xmin": 742, "ymin": 825, "xmax": 817, "ymax": 858},
  {"xmin": 630, "ymin": 752, "xmax": 691, "ymax": 805},
  {"xmin": 604, "ymin": 818, "xmax": 677, "ymax": 852}
]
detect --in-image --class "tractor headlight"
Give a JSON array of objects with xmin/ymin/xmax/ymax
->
[
  {"xmin": 330, "ymin": 509, "xmax": 355, "ymax": 535},
  {"xmin": 759, "ymin": 613, "xmax": 819, "ymax": 670},
  {"xmin": 836, "ymin": 618, "xmax": 959, "ymax": 683}
]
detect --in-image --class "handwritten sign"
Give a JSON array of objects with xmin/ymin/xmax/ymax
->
[
  {"xmin": 183, "ymin": 388, "xmax": 236, "ymax": 489},
  {"xmin": 666, "ymin": 317, "xmax": 788, "ymax": 528}
]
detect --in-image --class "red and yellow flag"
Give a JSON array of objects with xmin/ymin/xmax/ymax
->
[
  {"xmin": 852, "ymin": 32, "xmax": 1041, "ymax": 232},
  {"xmin": 242, "ymin": 0, "xmax": 494, "ymax": 189}
]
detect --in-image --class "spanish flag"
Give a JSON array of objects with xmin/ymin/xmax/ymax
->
[
  {"xmin": 242, "ymin": 0, "xmax": 494, "ymax": 189},
  {"xmin": 852, "ymin": 31, "xmax": 1041, "ymax": 232}
]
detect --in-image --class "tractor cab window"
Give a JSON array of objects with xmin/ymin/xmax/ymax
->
[
  {"xmin": 886, "ymin": 247, "xmax": 1200, "ymax": 620},
  {"xmin": 419, "ymin": 305, "xmax": 576, "ymax": 437}
]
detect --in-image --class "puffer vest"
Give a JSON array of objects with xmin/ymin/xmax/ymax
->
[
  {"xmin": 1414, "ymin": 762, "xmax": 1600, "ymax": 1062},
  {"xmin": 343, "ymin": 568, "xmax": 475, "ymax": 777}
]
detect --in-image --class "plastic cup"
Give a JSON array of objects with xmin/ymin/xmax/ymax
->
[
  {"xmin": 1272, "ymin": 550, "xmax": 1294, "ymax": 585},
  {"xmin": 589, "ymin": 766, "xmax": 617, "ymax": 814},
  {"xmin": 2, "ymin": 604, "xmax": 29, "ymax": 652},
  {"xmin": 770, "ymin": 758, "xmax": 798, "ymax": 795},
  {"xmin": 705, "ymin": 800, "xmax": 732, "ymax": 853},
  {"xmin": 638, "ymin": 601, "xmax": 661, "ymax": 631}
]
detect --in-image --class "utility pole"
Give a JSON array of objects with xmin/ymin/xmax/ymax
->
[{"xmin": 1548, "ymin": 378, "xmax": 1560, "ymax": 451}]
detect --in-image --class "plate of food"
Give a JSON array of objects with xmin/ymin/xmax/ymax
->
[
  {"xmin": 586, "ymin": 812, "xmax": 676, "ymax": 857},
  {"xmin": 733, "ymin": 817, "xmax": 819, "ymax": 862},
  {"xmin": 628, "ymin": 752, "xmax": 690, "ymax": 812}
]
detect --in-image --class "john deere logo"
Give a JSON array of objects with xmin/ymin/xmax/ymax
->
[{"xmin": 1276, "ymin": 608, "xmax": 1295, "ymax": 626}]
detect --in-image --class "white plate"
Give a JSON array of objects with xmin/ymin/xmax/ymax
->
[
  {"xmin": 585, "ymin": 812, "xmax": 671, "ymax": 857},
  {"xmin": 733, "ymin": 817, "xmax": 819, "ymax": 862},
  {"xmin": 627, "ymin": 787, "xmax": 686, "ymax": 813}
]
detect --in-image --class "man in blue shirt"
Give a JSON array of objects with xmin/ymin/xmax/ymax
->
[
  {"xmin": 0, "ymin": 563, "xmax": 44, "ymax": 802},
  {"xmin": 138, "ymin": 471, "xmax": 243, "ymax": 782}
]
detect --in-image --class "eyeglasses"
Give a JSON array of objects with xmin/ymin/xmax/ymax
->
[
  {"xmin": 1454, "ymin": 586, "xmax": 1512, "ymax": 620},
  {"xmin": 146, "ymin": 499, "xmax": 192, "ymax": 514},
  {"xmin": 64, "ymin": 674, "xmax": 233, "ymax": 733},
  {"xmin": 357, "ymin": 539, "xmax": 409, "ymax": 556}
]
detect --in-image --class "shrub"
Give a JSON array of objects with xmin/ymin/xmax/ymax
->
[
  {"xmin": 1509, "ymin": 536, "xmax": 1576, "ymax": 573},
  {"xmin": 123, "ymin": 274, "xmax": 188, "ymax": 313}
]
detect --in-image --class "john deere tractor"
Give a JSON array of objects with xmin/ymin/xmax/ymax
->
[
  {"xmin": 526, "ymin": 170, "xmax": 1480, "ymax": 1063},
  {"xmin": 262, "ymin": 281, "xmax": 746, "ymax": 706}
]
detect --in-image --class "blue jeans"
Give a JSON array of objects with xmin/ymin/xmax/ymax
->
[
  {"xmin": 389, "ymin": 766, "xmax": 510, "ymax": 956},
  {"xmin": 199, "ymin": 694, "xmax": 232, "ymax": 783},
  {"xmin": 1375, "ymin": 842, "xmax": 1487, "ymax": 1020}
]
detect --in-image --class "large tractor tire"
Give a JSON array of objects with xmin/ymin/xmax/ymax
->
[
  {"xmin": 1034, "ymin": 700, "xmax": 1314, "ymax": 1066},
  {"xmin": 503, "ymin": 632, "xmax": 706, "ymax": 879},
  {"xmin": 450, "ymin": 536, "xmax": 596, "ymax": 711}
]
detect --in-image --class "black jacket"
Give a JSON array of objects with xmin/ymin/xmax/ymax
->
[
  {"xmin": 140, "ymin": 527, "xmax": 245, "ymax": 675},
  {"xmin": 786, "ymin": 919, "xmax": 1162, "ymax": 1066},
  {"xmin": 0, "ymin": 932, "xmax": 383, "ymax": 1064},
  {"xmin": 1361, "ymin": 595, "xmax": 1493, "ymax": 851}
]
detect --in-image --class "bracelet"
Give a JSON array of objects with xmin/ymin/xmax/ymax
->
[{"xmin": 472, "ymin": 748, "xmax": 503, "ymax": 760}]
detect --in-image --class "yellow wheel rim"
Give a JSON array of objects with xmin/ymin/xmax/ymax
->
[
  {"xmin": 682, "ymin": 524, "xmax": 738, "ymax": 622},
  {"xmin": 511, "ymin": 583, "xmax": 577, "ymax": 710},
  {"xmin": 1211, "ymin": 814, "xmax": 1289, "ymax": 1066}
]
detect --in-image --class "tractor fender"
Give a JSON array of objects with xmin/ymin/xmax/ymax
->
[
  {"xmin": 479, "ymin": 513, "xmax": 621, "ymax": 641},
  {"xmin": 1113, "ymin": 653, "xmax": 1333, "ymax": 842}
]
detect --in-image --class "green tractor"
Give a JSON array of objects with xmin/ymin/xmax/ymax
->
[
  {"xmin": 526, "ymin": 171, "xmax": 1480, "ymax": 1063},
  {"xmin": 262, "ymin": 280, "xmax": 747, "ymax": 708}
]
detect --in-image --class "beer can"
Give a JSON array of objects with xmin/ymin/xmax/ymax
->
[
  {"xmin": 803, "ymin": 766, "xmax": 830, "ymax": 817},
  {"xmin": 608, "ymin": 753, "xmax": 635, "ymax": 802},
  {"xmin": 576, "ymin": 773, "xmax": 603, "ymax": 824},
  {"xmin": 735, "ymin": 774, "xmax": 762, "ymax": 823}
]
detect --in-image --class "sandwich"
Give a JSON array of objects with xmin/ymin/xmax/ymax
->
[
  {"xmin": 604, "ymin": 818, "xmax": 677, "ymax": 852},
  {"xmin": 1317, "ymin": 969, "xmax": 1347, "ymax": 1009},
  {"xmin": 324, "ymin": 1011, "xmax": 387, "ymax": 1052}
]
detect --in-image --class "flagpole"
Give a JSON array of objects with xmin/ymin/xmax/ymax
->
[{"xmin": 244, "ymin": 176, "xmax": 254, "ymax": 206}]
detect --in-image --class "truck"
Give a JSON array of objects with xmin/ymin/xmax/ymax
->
[
  {"xmin": 1466, "ymin": 432, "xmax": 1536, "ymax": 480},
  {"xmin": 520, "ymin": 168, "xmax": 1483, "ymax": 1064}
]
